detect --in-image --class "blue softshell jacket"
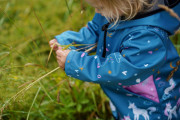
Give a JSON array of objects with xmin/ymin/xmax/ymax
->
[{"xmin": 55, "ymin": 2, "xmax": 180, "ymax": 120}]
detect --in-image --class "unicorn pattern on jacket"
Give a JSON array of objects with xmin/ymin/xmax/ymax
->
[
  {"xmin": 164, "ymin": 102, "xmax": 177, "ymax": 120},
  {"xmin": 128, "ymin": 102, "xmax": 156, "ymax": 120},
  {"xmin": 162, "ymin": 78, "xmax": 176, "ymax": 100}
]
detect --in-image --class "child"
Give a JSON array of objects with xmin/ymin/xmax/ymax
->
[{"xmin": 49, "ymin": 0, "xmax": 180, "ymax": 119}]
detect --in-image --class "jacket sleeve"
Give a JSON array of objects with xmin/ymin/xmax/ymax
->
[
  {"xmin": 54, "ymin": 13, "xmax": 103, "ymax": 50},
  {"xmin": 64, "ymin": 29, "xmax": 167, "ymax": 86}
]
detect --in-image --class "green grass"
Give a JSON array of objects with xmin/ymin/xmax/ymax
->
[{"xmin": 0, "ymin": 0, "xmax": 112, "ymax": 120}]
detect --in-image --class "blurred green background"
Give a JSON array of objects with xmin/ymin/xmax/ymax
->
[{"xmin": 0, "ymin": 0, "xmax": 179, "ymax": 120}]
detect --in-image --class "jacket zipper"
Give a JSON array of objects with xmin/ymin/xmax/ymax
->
[{"xmin": 102, "ymin": 22, "xmax": 111, "ymax": 58}]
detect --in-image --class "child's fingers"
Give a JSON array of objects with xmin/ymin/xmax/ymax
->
[
  {"xmin": 49, "ymin": 40, "xmax": 54, "ymax": 45},
  {"xmin": 49, "ymin": 39, "xmax": 58, "ymax": 46},
  {"xmin": 57, "ymin": 58, "xmax": 64, "ymax": 69},
  {"xmin": 64, "ymin": 50, "xmax": 71, "ymax": 54},
  {"xmin": 56, "ymin": 50, "xmax": 61, "ymax": 56},
  {"xmin": 49, "ymin": 39, "xmax": 57, "ymax": 43},
  {"xmin": 57, "ymin": 59, "xmax": 62, "ymax": 67},
  {"xmin": 49, "ymin": 40, "xmax": 60, "ymax": 51},
  {"xmin": 50, "ymin": 44, "xmax": 54, "ymax": 48},
  {"xmin": 56, "ymin": 50, "xmax": 65, "ymax": 57},
  {"xmin": 54, "ymin": 46, "xmax": 58, "ymax": 50},
  {"xmin": 56, "ymin": 55, "xmax": 61, "ymax": 60},
  {"xmin": 50, "ymin": 44, "xmax": 58, "ymax": 49}
]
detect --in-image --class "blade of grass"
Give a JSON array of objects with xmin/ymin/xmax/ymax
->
[
  {"xmin": 3, "ymin": 110, "xmax": 30, "ymax": 114},
  {"xmin": 0, "ymin": 51, "xmax": 10, "ymax": 56},
  {"xmin": 91, "ymin": 91, "xmax": 98, "ymax": 112},
  {"xmin": 18, "ymin": 80, "xmax": 35, "ymax": 89},
  {"xmin": 64, "ymin": 0, "xmax": 71, "ymax": 16},
  {"xmin": 85, "ymin": 44, "xmax": 97, "ymax": 53},
  {"xmin": 57, "ymin": 90, "xmax": 60, "ymax": 103},
  {"xmin": 24, "ymin": 63, "xmax": 47, "ymax": 70},
  {"xmin": 26, "ymin": 87, "xmax": 41, "ymax": 120},
  {"xmin": 33, "ymin": 9, "xmax": 49, "ymax": 41},
  {"xmin": 39, "ymin": 80, "xmax": 65, "ymax": 107},
  {"xmin": 47, "ymin": 43, "xmax": 58, "ymax": 66},
  {"xmin": 38, "ymin": 109, "xmax": 48, "ymax": 120},
  {"xmin": 0, "ymin": 42, "xmax": 12, "ymax": 49},
  {"xmin": 38, "ymin": 81, "xmax": 54, "ymax": 102},
  {"xmin": 76, "ymin": 43, "xmax": 96, "ymax": 51}
]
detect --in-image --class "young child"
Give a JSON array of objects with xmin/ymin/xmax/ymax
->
[{"xmin": 49, "ymin": 0, "xmax": 180, "ymax": 119}]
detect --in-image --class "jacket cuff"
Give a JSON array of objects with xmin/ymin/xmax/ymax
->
[{"xmin": 54, "ymin": 35, "xmax": 66, "ymax": 45}]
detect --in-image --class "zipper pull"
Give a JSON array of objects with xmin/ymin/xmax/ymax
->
[{"xmin": 102, "ymin": 22, "xmax": 110, "ymax": 31}]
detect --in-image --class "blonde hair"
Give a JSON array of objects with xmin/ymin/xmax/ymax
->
[{"xmin": 86, "ymin": 0, "xmax": 154, "ymax": 25}]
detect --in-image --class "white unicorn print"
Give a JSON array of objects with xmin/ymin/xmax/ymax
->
[
  {"xmin": 114, "ymin": 53, "xmax": 121, "ymax": 63},
  {"xmin": 164, "ymin": 102, "xmax": 177, "ymax": 120},
  {"xmin": 162, "ymin": 78, "xmax": 176, "ymax": 100},
  {"xmin": 147, "ymin": 107, "xmax": 156, "ymax": 115},
  {"xmin": 128, "ymin": 103, "xmax": 156, "ymax": 120}
]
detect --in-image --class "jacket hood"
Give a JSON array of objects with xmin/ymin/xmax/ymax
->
[
  {"xmin": 108, "ymin": 2, "xmax": 180, "ymax": 35},
  {"xmin": 147, "ymin": 0, "xmax": 165, "ymax": 13}
]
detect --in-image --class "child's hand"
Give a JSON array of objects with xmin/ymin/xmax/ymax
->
[
  {"xmin": 49, "ymin": 39, "xmax": 61, "ymax": 51},
  {"xmin": 56, "ymin": 49, "xmax": 71, "ymax": 69}
]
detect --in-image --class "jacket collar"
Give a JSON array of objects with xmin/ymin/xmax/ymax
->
[{"xmin": 107, "ymin": 2, "xmax": 180, "ymax": 35}]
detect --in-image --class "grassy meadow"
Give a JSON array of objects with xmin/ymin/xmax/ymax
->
[
  {"xmin": 0, "ymin": 0, "xmax": 180, "ymax": 120},
  {"xmin": 0, "ymin": 0, "xmax": 112, "ymax": 120}
]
